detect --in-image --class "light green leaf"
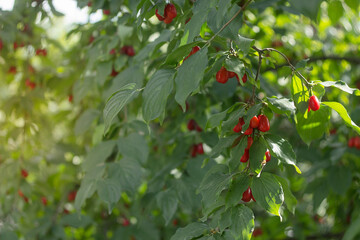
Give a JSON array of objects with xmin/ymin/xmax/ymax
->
[
  {"xmin": 264, "ymin": 135, "xmax": 301, "ymax": 174},
  {"xmin": 74, "ymin": 109, "xmax": 100, "ymax": 136},
  {"xmin": 156, "ymin": 189, "xmax": 179, "ymax": 225},
  {"xmin": 343, "ymin": 216, "xmax": 360, "ymax": 240},
  {"xmin": 103, "ymin": 83, "xmax": 139, "ymax": 134},
  {"xmin": 82, "ymin": 140, "xmax": 117, "ymax": 171},
  {"xmin": 170, "ymin": 222, "xmax": 209, "ymax": 240},
  {"xmin": 117, "ymin": 25, "xmax": 133, "ymax": 42},
  {"xmin": 267, "ymin": 97, "xmax": 296, "ymax": 115},
  {"xmin": 142, "ymin": 69, "xmax": 175, "ymax": 122},
  {"xmin": 175, "ymin": 48, "xmax": 208, "ymax": 110},
  {"xmin": 229, "ymin": 205, "xmax": 255, "ymax": 240},
  {"xmin": 344, "ymin": 0, "xmax": 359, "ymax": 10},
  {"xmin": 235, "ymin": 34, "xmax": 255, "ymax": 56},
  {"xmin": 318, "ymin": 81, "xmax": 360, "ymax": 96},
  {"xmin": 96, "ymin": 178, "xmax": 122, "ymax": 212},
  {"xmin": 252, "ymin": 173, "xmax": 284, "ymax": 219},
  {"xmin": 74, "ymin": 179, "xmax": 96, "ymax": 210},
  {"xmin": 328, "ymin": 0, "xmax": 344, "ymax": 24},
  {"xmin": 289, "ymin": 0, "xmax": 323, "ymax": 21},
  {"xmin": 322, "ymin": 102, "xmax": 360, "ymax": 135},
  {"xmin": 275, "ymin": 176, "xmax": 297, "ymax": 214}
]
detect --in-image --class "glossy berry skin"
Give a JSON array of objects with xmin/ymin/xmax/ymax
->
[
  {"xmin": 165, "ymin": 3, "xmax": 177, "ymax": 19},
  {"xmin": 309, "ymin": 95, "xmax": 320, "ymax": 111},
  {"xmin": 41, "ymin": 197, "xmax": 47, "ymax": 206},
  {"xmin": 197, "ymin": 143, "xmax": 204, "ymax": 154},
  {"xmin": 184, "ymin": 46, "xmax": 200, "ymax": 61},
  {"xmin": 242, "ymin": 73, "xmax": 247, "ymax": 83},
  {"xmin": 233, "ymin": 122, "xmax": 242, "ymax": 133},
  {"xmin": 250, "ymin": 116, "xmax": 259, "ymax": 129},
  {"xmin": 21, "ymin": 169, "xmax": 28, "ymax": 178},
  {"xmin": 103, "ymin": 9, "xmax": 110, "ymax": 15},
  {"xmin": 246, "ymin": 137, "xmax": 253, "ymax": 149},
  {"xmin": 354, "ymin": 136, "xmax": 360, "ymax": 149},
  {"xmin": 155, "ymin": 9, "xmax": 165, "ymax": 21},
  {"xmin": 241, "ymin": 187, "xmax": 252, "ymax": 202},
  {"xmin": 191, "ymin": 145, "xmax": 198, "ymax": 157},
  {"xmin": 265, "ymin": 150, "xmax": 271, "ymax": 162},
  {"xmin": 244, "ymin": 127, "xmax": 253, "ymax": 135},
  {"xmin": 68, "ymin": 191, "xmax": 77, "ymax": 202},
  {"xmin": 240, "ymin": 149, "xmax": 249, "ymax": 163},
  {"xmin": 187, "ymin": 119, "xmax": 196, "ymax": 131},
  {"xmin": 258, "ymin": 115, "xmax": 270, "ymax": 132},
  {"xmin": 216, "ymin": 67, "xmax": 229, "ymax": 84}
]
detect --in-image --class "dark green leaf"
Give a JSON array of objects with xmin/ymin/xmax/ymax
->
[
  {"xmin": 117, "ymin": 133, "xmax": 149, "ymax": 163},
  {"xmin": 275, "ymin": 176, "xmax": 297, "ymax": 214},
  {"xmin": 327, "ymin": 166, "xmax": 352, "ymax": 195},
  {"xmin": 74, "ymin": 109, "xmax": 100, "ymax": 136},
  {"xmin": 226, "ymin": 173, "xmax": 250, "ymax": 208},
  {"xmin": 156, "ymin": 189, "xmax": 179, "ymax": 225},
  {"xmin": 170, "ymin": 222, "xmax": 209, "ymax": 240}
]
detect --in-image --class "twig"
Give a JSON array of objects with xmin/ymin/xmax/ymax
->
[
  {"xmin": 251, "ymin": 46, "xmax": 264, "ymax": 103},
  {"xmin": 204, "ymin": 0, "xmax": 253, "ymax": 48}
]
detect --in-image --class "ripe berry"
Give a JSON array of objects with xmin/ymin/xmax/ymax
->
[
  {"xmin": 258, "ymin": 115, "xmax": 270, "ymax": 132},
  {"xmin": 246, "ymin": 137, "xmax": 253, "ymax": 149},
  {"xmin": 68, "ymin": 191, "xmax": 77, "ymax": 202},
  {"xmin": 244, "ymin": 127, "xmax": 253, "ymax": 135},
  {"xmin": 0, "ymin": 39, "xmax": 3, "ymax": 51},
  {"xmin": 89, "ymin": 35, "xmax": 95, "ymax": 44},
  {"xmin": 18, "ymin": 190, "xmax": 24, "ymax": 198},
  {"xmin": 172, "ymin": 219, "xmax": 178, "ymax": 226},
  {"xmin": 239, "ymin": 117, "xmax": 245, "ymax": 126},
  {"xmin": 197, "ymin": 143, "xmax": 204, "ymax": 154},
  {"xmin": 240, "ymin": 149, "xmax": 249, "ymax": 162},
  {"xmin": 155, "ymin": 9, "xmax": 165, "ymax": 21},
  {"xmin": 216, "ymin": 67, "xmax": 229, "ymax": 84},
  {"xmin": 103, "ymin": 9, "xmax": 110, "ymax": 15},
  {"xmin": 184, "ymin": 46, "xmax": 200, "ymax": 61},
  {"xmin": 241, "ymin": 187, "xmax": 252, "ymax": 202},
  {"xmin": 191, "ymin": 145, "xmax": 197, "ymax": 157},
  {"xmin": 68, "ymin": 95, "xmax": 73, "ymax": 102},
  {"xmin": 25, "ymin": 79, "xmax": 36, "ymax": 89},
  {"xmin": 242, "ymin": 73, "xmax": 247, "ymax": 83},
  {"xmin": 233, "ymin": 122, "xmax": 242, "ymax": 133},
  {"xmin": 187, "ymin": 119, "xmax": 196, "ymax": 131},
  {"xmin": 309, "ymin": 95, "xmax": 320, "ymax": 111},
  {"xmin": 121, "ymin": 46, "xmax": 135, "ymax": 56},
  {"xmin": 23, "ymin": 196, "xmax": 29, "ymax": 203},
  {"xmin": 348, "ymin": 138, "xmax": 355, "ymax": 148},
  {"xmin": 228, "ymin": 71, "xmax": 236, "ymax": 78},
  {"xmin": 110, "ymin": 68, "xmax": 118, "ymax": 77},
  {"xmin": 41, "ymin": 197, "xmax": 47, "ymax": 206},
  {"xmin": 252, "ymin": 228, "xmax": 263, "ymax": 237},
  {"xmin": 165, "ymin": 3, "xmax": 177, "ymax": 19},
  {"xmin": 87, "ymin": 1, "xmax": 92, "ymax": 7},
  {"xmin": 196, "ymin": 125, "xmax": 203, "ymax": 132},
  {"xmin": 8, "ymin": 66, "xmax": 17, "ymax": 74},
  {"xmin": 109, "ymin": 48, "xmax": 116, "ymax": 55},
  {"xmin": 354, "ymin": 136, "xmax": 360, "ymax": 149},
  {"xmin": 122, "ymin": 218, "xmax": 130, "ymax": 226},
  {"xmin": 21, "ymin": 169, "xmax": 28, "ymax": 178},
  {"xmin": 250, "ymin": 116, "xmax": 259, "ymax": 129},
  {"xmin": 265, "ymin": 150, "xmax": 271, "ymax": 162}
]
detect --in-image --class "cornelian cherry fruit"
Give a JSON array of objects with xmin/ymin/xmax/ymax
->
[
  {"xmin": 244, "ymin": 127, "xmax": 253, "ymax": 135},
  {"xmin": 309, "ymin": 95, "xmax": 320, "ymax": 111},
  {"xmin": 240, "ymin": 149, "xmax": 249, "ymax": 162},
  {"xmin": 242, "ymin": 73, "xmax": 247, "ymax": 83},
  {"xmin": 241, "ymin": 187, "xmax": 252, "ymax": 202},
  {"xmin": 265, "ymin": 150, "xmax": 271, "ymax": 162},
  {"xmin": 258, "ymin": 115, "xmax": 270, "ymax": 132},
  {"xmin": 216, "ymin": 67, "xmax": 229, "ymax": 84},
  {"xmin": 250, "ymin": 116, "xmax": 259, "ymax": 129},
  {"xmin": 246, "ymin": 137, "xmax": 253, "ymax": 149}
]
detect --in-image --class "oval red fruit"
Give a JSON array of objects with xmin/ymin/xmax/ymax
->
[
  {"xmin": 191, "ymin": 145, "xmax": 197, "ymax": 157},
  {"xmin": 244, "ymin": 127, "xmax": 253, "ymax": 135},
  {"xmin": 216, "ymin": 67, "xmax": 229, "ymax": 84},
  {"xmin": 242, "ymin": 73, "xmax": 247, "ymax": 83},
  {"xmin": 155, "ymin": 9, "xmax": 165, "ymax": 21},
  {"xmin": 250, "ymin": 116, "xmax": 259, "ymax": 129},
  {"xmin": 348, "ymin": 138, "xmax": 355, "ymax": 148},
  {"xmin": 41, "ymin": 197, "xmax": 47, "ymax": 206},
  {"xmin": 258, "ymin": 115, "xmax": 270, "ymax": 132},
  {"xmin": 309, "ymin": 95, "xmax": 320, "ymax": 111},
  {"xmin": 187, "ymin": 119, "xmax": 196, "ymax": 131},
  {"xmin": 246, "ymin": 137, "xmax": 253, "ymax": 149},
  {"xmin": 21, "ymin": 169, "xmax": 29, "ymax": 178},
  {"xmin": 233, "ymin": 122, "xmax": 242, "ymax": 133},
  {"xmin": 265, "ymin": 150, "xmax": 271, "ymax": 162},
  {"xmin": 197, "ymin": 143, "xmax": 204, "ymax": 154},
  {"xmin": 165, "ymin": 3, "xmax": 177, "ymax": 19},
  {"xmin": 240, "ymin": 149, "xmax": 249, "ymax": 162},
  {"xmin": 354, "ymin": 136, "xmax": 360, "ymax": 149},
  {"xmin": 241, "ymin": 187, "xmax": 252, "ymax": 202},
  {"xmin": 228, "ymin": 71, "xmax": 236, "ymax": 78}
]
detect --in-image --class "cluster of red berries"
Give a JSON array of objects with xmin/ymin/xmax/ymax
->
[
  {"xmin": 14, "ymin": 41, "xmax": 25, "ymax": 50},
  {"xmin": 35, "ymin": 48, "xmax": 47, "ymax": 56},
  {"xmin": 187, "ymin": 119, "xmax": 204, "ymax": 157},
  {"xmin": 19, "ymin": 169, "xmax": 48, "ymax": 206},
  {"xmin": 187, "ymin": 119, "xmax": 202, "ymax": 132},
  {"xmin": 216, "ymin": 66, "xmax": 247, "ymax": 84},
  {"xmin": 348, "ymin": 136, "xmax": 360, "ymax": 149},
  {"xmin": 308, "ymin": 95, "xmax": 320, "ymax": 112},
  {"xmin": 109, "ymin": 46, "xmax": 135, "ymax": 57},
  {"xmin": 26, "ymin": 79, "xmax": 36, "ymax": 89},
  {"xmin": 155, "ymin": 3, "xmax": 177, "ymax": 24},
  {"xmin": 184, "ymin": 46, "xmax": 200, "ymax": 61}
]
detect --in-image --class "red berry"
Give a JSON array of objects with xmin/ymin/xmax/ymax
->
[
  {"xmin": 28, "ymin": 65, "xmax": 35, "ymax": 74},
  {"xmin": 155, "ymin": 9, "xmax": 165, "ymax": 21},
  {"xmin": 110, "ymin": 68, "xmax": 118, "ymax": 77},
  {"xmin": 41, "ymin": 197, "xmax": 47, "ymax": 206},
  {"xmin": 228, "ymin": 71, "xmax": 236, "ymax": 78},
  {"xmin": 348, "ymin": 138, "xmax": 355, "ymax": 148},
  {"xmin": 354, "ymin": 136, "xmax": 360, "ymax": 149},
  {"xmin": 68, "ymin": 191, "xmax": 77, "ymax": 202},
  {"xmin": 242, "ymin": 73, "xmax": 247, "ymax": 83},
  {"xmin": 87, "ymin": 1, "xmax": 92, "ymax": 7},
  {"xmin": 246, "ymin": 137, "xmax": 253, "ymax": 149},
  {"xmin": 8, "ymin": 66, "xmax": 17, "ymax": 74},
  {"xmin": 241, "ymin": 187, "xmax": 252, "ymax": 202},
  {"xmin": 14, "ymin": 42, "xmax": 19, "ymax": 50},
  {"xmin": 23, "ymin": 196, "xmax": 29, "ymax": 203},
  {"xmin": 239, "ymin": 118, "xmax": 245, "ymax": 126},
  {"xmin": 185, "ymin": 18, "xmax": 191, "ymax": 24},
  {"xmin": 25, "ymin": 79, "xmax": 36, "ymax": 89},
  {"xmin": 265, "ymin": 150, "xmax": 271, "ymax": 162},
  {"xmin": 250, "ymin": 116, "xmax": 259, "ymax": 129},
  {"xmin": 196, "ymin": 125, "xmax": 203, "ymax": 132},
  {"xmin": 184, "ymin": 46, "xmax": 200, "ymax": 61},
  {"xmin": 187, "ymin": 119, "xmax": 196, "ymax": 131},
  {"xmin": 191, "ymin": 145, "xmax": 197, "ymax": 157},
  {"xmin": 0, "ymin": 39, "xmax": 3, "ymax": 51},
  {"xmin": 68, "ymin": 95, "xmax": 73, "ymax": 102},
  {"xmin": 18, "ymin": 190, "xmax": 24, "ymax": 198},
  {"xmin": 216, "ymin": 67, "xmax": 229, "ymax": 84},
  {"xmin": 122, "ymin": 218, "xmax": 130, "ymax": 226},
  {"xmin": 244, "ymin": 127, "xmax": 253, "ymax": 135},
  {"xmin": 233, "ymin": 122, "xmax": 242, "ymax": 133},
  {"xmin": 126, "ymin": 46, "xmax": 135, "ymax": 56},
  {"xmin": 197, "ymin": 143, "xmax": 204, "ymax": 154},
  {"xmin": 163, "ymin": 16, "xmax": 173, "ymax": 24},
  {"xmin": 165, "ymin": 3, "xmax": 177, "ymax": 19},
  {"xmin": 258, "ymin": 115, "xmax": 270, "ymax": 132},
  {"xmin": 172, "ymin": 219, "xmax": 178, "ymax": 226},
  {"xmin": 36, "ymin": 49, "xmax": 47, "ymax": 56},
  {"xmin": 309, "ymin": 95, "xmax": 320, "ymax": 111},
  {"xmin": 21, "ymin": 169, "xmax": 28, "ymax": 178},
  {"xmin": 240, "ymin": 149, "xmax": 249, "ymax": 163},
  {"xmin": 103, "ymin": 9, "xmax": 110, "ymax": 15},
  {"xmin": 89, "ymin": 35, "xmax": 95, "ymax": 44},
  {"xmin": 109, "ymin": 48, "xmax": 116, "ymax": 55},
  {"xmin": 252, "ymin": 228, "xmax": 263, "ymax": 237},
  {"xmin": 63, "ymin": 208, "xmax": 70, "ymax": 214}
]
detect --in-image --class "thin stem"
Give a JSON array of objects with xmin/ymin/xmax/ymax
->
[
  {"xmin": 251, "ymin": 46, "xmax": 263, "ymax": 103},
  {"xmin": 204, "ymin": 0, "xmax": 253, "ymax": 48}
]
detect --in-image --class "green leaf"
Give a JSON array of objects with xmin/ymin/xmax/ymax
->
[
  {"xmin": 224, "ymin": 57, "xmax": 245, "ymax": 82},
  {"xmin": 327, "ymin": 166, "xmax": 352, "ymax": 195},
  {"xmin": 170, "ymin": 222, "xmax": 209, "ymax": 240},
  {"xmin": 164, "ymin": 42, "xmax": 200, "ymax": 66},
  {"xmin": 74, "ymin": 109, "xmax": 100, "ymax": 136},
  {"xmin": 318, "ymin": 81, "xmax": 360, "ymax": 96},
  {"xmin": 0, "ymin": 231, "xmax": 18, "ymax": 240},
  {"xmin": 242, "ymin": 103, "xmax": 263, "ymax": 131},
  {"xmin": 267, "ymin": 97, "xmax": 296, "ymax": 116},
  {"xmin": 207, "ymin": 108, "xmax": 228, "ymax": 129},
  {"xmin": 117, "ymin": 133, "xmax": 149, "ymax": 164},
  {"xmin": 275, "ymin": 176, "xmax": 297, "ymax": 214},
  {"xmin": 235, "ymin": 34, "xmax": 255, "ymax": 56},
  {"xmin": 142, "ymin": 69, "xmax": 175, "ymax": 122},
  {"xmin": 156, "ymin": 189, "xmax": 179, "ymax": 225},
  {"xmin": 252, "ymin": 173, "xmax": 284, "ymax": 219},
  {"xmin": 264, "ymin": 135, "xmax": 301, "ymax": 174},
  {"xmin": 211, "ymin": 135, "xmax": 239, "ymax": 158},
  {"xmin": 117, "ymin": 25, "xmax": 133, "ymax": 42},
  {"xmin": 96, "ymin": 178, "xmax": 122, "ymax": 212},
  {"xmin": 343, "ymin": 216, "xmax": 360, "ymax": 240},
  {"xmin": 60, "ymin": 213, "xmax": 92, "ymax": 228},
  {"xmin": 289, "ymin": 0, "xmax": 323, "ymax": 21},
  {"xmin": 175, "ymin": 48, "xmax": 208, "ymax": 110},
  {"xmin": 344, "ymin": 0, "xmax": 359, "ymax": 10},
  {"xmin": 226, "ymin": 173, "xmax": 250, "ymax": 208},
  {"xmin": 249, "ymin": 139, "xmax": 267, "ymax": 174},
  {"xmin": 322, "ymin": 102, "xmax": 360, "ymax": 135},
  {"xmin": 229, "ymin": 205, "xmax": 255, "ymax": 240},
  {"xmin": 328, "ymin": 0, "xmax": 344, "ymax": 24},
  {"xmin": 103, "ymin": 83, "xmax": 139, "ymax": 134},
  {"xmin": 75, "ymin": 179, "xmax": 96, "ymax": 210},
  {"xmin": 82, "ymin": 140, "xmax": 117, "ymax": 171}
]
